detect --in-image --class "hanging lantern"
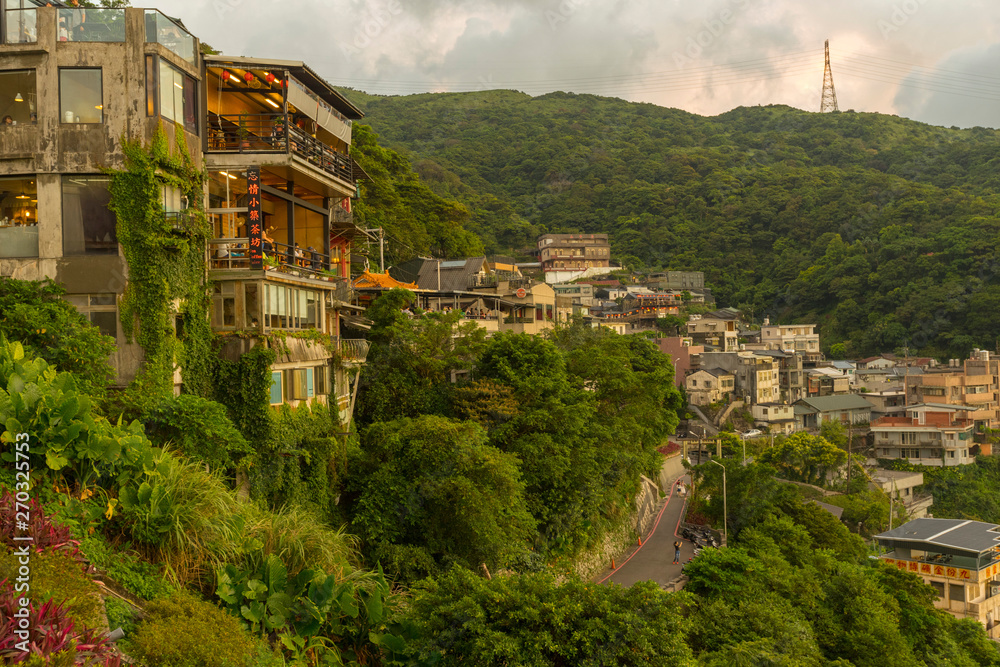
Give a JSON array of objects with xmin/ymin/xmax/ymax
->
[
  {"xmin": 265, "ymin": 72, "xmax": 275, "ymax": 83},
  {"xmin": 244, "ymin": 71, "xmax": 254, "ymax": 82},
  {"xmin": 221, "ymin": 70, "xmax": 229, "ymax": 81}
]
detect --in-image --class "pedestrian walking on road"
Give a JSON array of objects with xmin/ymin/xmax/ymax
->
[{"xmin": 673, "ymin": 540, "xmax": 682, "ymax": 565}]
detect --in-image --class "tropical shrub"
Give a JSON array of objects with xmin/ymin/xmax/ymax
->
[
  {"xmin": 0, "ymin": 279, "xmax": 115, "ymax": 400},
  {"xmin": 0, "ymin": 548, "xmax": 104, "ymax": 630},
  {"xmin": 127, "ymin": 589, "xmax": 260, "ymax": 667},
  {"xmin": 0, "ymin": 581, "xmax": 120, "ymax": 665},
  {"xmin": 138, "ymin": 394, "xmax": 252, "ymax": 476}
]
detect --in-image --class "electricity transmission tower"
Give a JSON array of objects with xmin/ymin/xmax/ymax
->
[{"xmin": 820, "ymin": 39, "xmax": 839, "ymax": 112}]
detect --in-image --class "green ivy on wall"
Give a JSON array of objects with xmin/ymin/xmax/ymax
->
[{"xmin": 107, "ymin": 124, "xmax": 214, "ymax": 404}]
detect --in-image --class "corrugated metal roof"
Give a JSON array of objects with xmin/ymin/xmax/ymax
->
[
  {"xmin": 796, "ymin": 395, "xmax": 875, "ymax": 413},
  {"xmin": 876, "ymin": 518, "xmax": 1000, "ymax": 555}
]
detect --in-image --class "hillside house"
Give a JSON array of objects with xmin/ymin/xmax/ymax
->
[
  {"xmin": 871, "ymin": 404, "xmax": 978, "ymax": 467},
  {"xmin": 793, "ymin": 394, "xmax": 874, "ymax": 429},
  {"xmin": 685, "ymin": 368, "xmax": 735, "ymax": 406}
]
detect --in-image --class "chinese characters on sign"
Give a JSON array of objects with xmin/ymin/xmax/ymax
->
[{"xmin": 247, "ymin": 167, "xmax": 263, "ymax": 270}]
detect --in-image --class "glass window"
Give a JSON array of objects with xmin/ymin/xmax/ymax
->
[
  {"xmin": 60, "ymin": 69, "xmax": 102, "ymax": 124},
  {"xmin": 158, "ymin": 59, "xmax": 197, "ymax": 134},
  {"xmin": 0, "ymin": 176, "xmax": 37, "ymax": 258},
  {"xmin": 269, "ymin": 371, "xmax": 282, "ymax": 405},
  {"xmin": 4, "ymin": 1, "xmax": 36, "ymax": 44},
  {"xmin": 0, "ymin": 69, "xmax": 35, "ymax": 125},
  {"xmin": 62, "ymin": 175, "xmax": 116, "ymax": 254},
  {"xmin": 58, "ymin": 8, "xmax": 125, "ymax": 42},
  {"xmin": 144, "ymin": 10, "xmax": 196, "ymax": 64},
  {"xmin": 67, "ymin": 293, "xmax": 118, "ymax": 339},
  {"xmin": 145, "ymin": 55, "xmax": 157, "ymax": 116}
]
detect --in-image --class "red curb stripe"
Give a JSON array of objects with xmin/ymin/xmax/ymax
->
[{"xmin": 597, "ymin": 474, "xmax": 687, "ymax": 584}]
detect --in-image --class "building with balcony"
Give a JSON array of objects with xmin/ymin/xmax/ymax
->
[
  {"xmin": 387, "ymin": 256, "xmax": 557, "ymax": 335},
  {"xmin": 536, "ymin": 233, "xmax": 611, "ymax": 283},
  {"xmin": 905, "ymin": 359, "xmax": 1000, "ymax": 429},
  {"xmin": 751, "ymin": 403, "xmax": 796, "ymax": 434},
  {"xmin": 760, "ymin": 320, "xmax": 821, "ymax": 362},
  {"xmin": 685, "ymin": 368, "xmax": 734, "ymax": 406},
  {"xmin": 687, "ymin": 311, "xmax": 739, "ymax": 352},
  {"xmin": 645, "ymin": 270, "xmax": 703, "ymax": 291},
  {"xmin": 876, "ymin": 518, "xmax": 1000, "ymax": 638},
  {"xmin": 0, "ymin": 5, "xmax": 202, "ymax": 384},
  {"xmin": 793, "ymin": 394, "xmax": 874, "ymax": 429},
  {"xmin": 0, "ymin": 4, "xmax": 369, "ymax": 418},
  {"xmin": 702, "ymin": 350, "xmax": 779, "ymax": 405},
  {"xmin": 805, "ymin": 366, "xmax": 850, "ymax": 397},
  {"xmin": 871, "ymin": 404, "xmax": 978, "ymax": 467}
]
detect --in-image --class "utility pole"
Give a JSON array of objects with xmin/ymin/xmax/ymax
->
[
  {"xmin": 362, "ymin": 227, "xmax": 385, "ymax": 272},
  {"xmin": 820, "ymin": 39, "xmax": 839, "ymax": 112},
  {"xmin": 709, "ymin": 459, "xmax": 727, "ymax": 544}
]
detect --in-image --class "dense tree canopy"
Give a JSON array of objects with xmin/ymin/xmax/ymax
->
[{"xmin": 346, "ymin": 89, "xmax": 1000, "ymax": 358}]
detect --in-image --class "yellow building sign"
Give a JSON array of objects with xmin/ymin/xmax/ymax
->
[{"xmin": 882, "ymin": 557, "xmax": 984, "ymax": 581}]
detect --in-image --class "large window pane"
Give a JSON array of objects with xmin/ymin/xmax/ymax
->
[
  {"xmin": 60, "ymin": 69, "xmax": 102, "ymax": 124},
  {"xmin": 62, "ymin": 176, "xmax": 116, "ymax": 254},
  {"xmin": 4, "ymin": 3, "xmax": 36, "ymax": 45},
  {"xmin": 0, "ymin": 176, "xmax": 37, "ymax": 258},
  {"xmin": 145, "ymin": 55, "xmax": 157, "ymax": 116},
  {"xmin": 158, "ymin": 59, "xmax": 197, "ymax": 134},
  {"xmin": 0, "ymin": 69, "xmax": 35, "ymax": 125}
]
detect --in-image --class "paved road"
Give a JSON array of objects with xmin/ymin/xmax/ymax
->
[{"xmin": 596, "ymin": 473, "xmax": 692, "ymax": 588}]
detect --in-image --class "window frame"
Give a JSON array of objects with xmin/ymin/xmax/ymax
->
[
  {"xmin": 60, "ymin": 174, "xmax": 117, "ymax": 255},
  {"xmin": 66, "ymin": 293, "xmax": 119, "ymax": 339},
  {"xmin": 58, "ymin": 67, "xmax": 104, "ymax": 125},
  {"xmin": 0, "ymin": 68, "xmax": 37, "ymax": 124},
  {"xmin": 156, "ymin": 56, "xmax": 198, "ymax": 135}
]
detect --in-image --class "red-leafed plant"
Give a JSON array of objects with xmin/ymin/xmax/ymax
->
[
  {"xmin": 0, "ymin": 580, "xmax": 122, "ymax": 665},
  {"xmin": 0, "ymin": 491, "xmax": 81, "ymax": 560}
]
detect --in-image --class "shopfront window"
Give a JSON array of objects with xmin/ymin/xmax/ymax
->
[
  {"xmin": 0, "ymin": 69, "xmax": 36, "ymax": 125},
  {"xmin": 62, "ymin": 175, "xmax": 117, "ymax": 254},
  {"xmin": 60, "ymin": 68, "xmax": 103, "ymax": 124},
  {"xmin": 0, "ymin": 176, "xmax": 37, "ymax": 258}
]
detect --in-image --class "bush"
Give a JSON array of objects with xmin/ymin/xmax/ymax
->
[
  {"xmin": 0, "ymin": 279, "xmax": 115, "ymax": 400},
  {"xmin": 139, "ymin": 394, "xmax": 252, "ymax": 476},
  {"xmin": 128, "ymin": 590, "xmax": 260, "ymax": 667},
  {"xmin": 79, "ymin": 534, "xmax": 174, "ymax": 600},
  {"xmin": 239, "ymin": 503, "xmax": 358, "ymax": 579},
  {"xmin": 118, "ymin": 451, "xmax": 244, "ymax": 585}
]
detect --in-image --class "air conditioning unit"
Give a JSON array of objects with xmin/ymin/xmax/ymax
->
[{"xmin": 991, "ymin": 583, "xmax": 1000, "ymax": 598}]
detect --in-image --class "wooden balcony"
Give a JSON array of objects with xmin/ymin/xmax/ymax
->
[{"xmin": 206, "ymin": 112, "xmax": 355, "ymax": 188}]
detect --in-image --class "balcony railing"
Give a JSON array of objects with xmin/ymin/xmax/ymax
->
[
  {"xmin": 207, "ymin": 112, "xmax": 355, "ymax": 185},
  {"xmin": 208, "ymin": 237, "xmax": 346, "ymax": 282},
  {"xmin": 144, "ymin": 9, "xmax": 196, "ymax": 63},
  {"xmin": 337, "ymin": 338, "xmax": 369, "ymax": 364},
  {"xmin": 58, "ymin": 8, "xmax": 125, "ymax": 42}
]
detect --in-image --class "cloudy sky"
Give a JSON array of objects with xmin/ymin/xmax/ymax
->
[{"xmin": 156, "ymin": 0, "xmax": 1000, "ymax": 128}]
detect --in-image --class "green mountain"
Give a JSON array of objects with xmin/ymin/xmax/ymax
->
[{"xmin": 344, "ymin": 89, "xmax": 1000, "ymax": 359}]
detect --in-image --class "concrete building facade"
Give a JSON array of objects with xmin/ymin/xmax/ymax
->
[{"xmin": 871, "ymin": 404, "xmax": 977, "ymax": 467}]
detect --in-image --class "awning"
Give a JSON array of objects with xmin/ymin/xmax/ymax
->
[
  {"xmin": 287, "ymin": 80, "xmax": 352, "ymax": 143},
  {"xmin": 341, "ymin": 313, "xmax": 372, "ymax": 330}
]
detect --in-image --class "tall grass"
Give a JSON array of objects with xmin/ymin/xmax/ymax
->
[
  {"xmin": 126, "ymin": 449, "xmax": 359, "ymax": 587},
  {"xmin": 239, "ymin": 503, "xmax": 360, "ymax": 579}
]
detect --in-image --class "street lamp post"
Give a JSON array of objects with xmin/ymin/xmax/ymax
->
[{"xmin": 709, "ymin": 459, "xmax": 727, "ymax": 544}]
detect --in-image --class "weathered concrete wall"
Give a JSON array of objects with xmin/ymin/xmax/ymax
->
[{"xmin": 0, "ymin": 8, "xmax": 201, "ymax": 386}]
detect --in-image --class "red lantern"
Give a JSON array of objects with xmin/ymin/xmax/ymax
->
[
  {"xmin": 221, "ymin": 70, "xmax": 229, "ymax": 80},
  {"xmin": 265, "ymin": 72, "xmax": 275, "ymax": 83},
  {"xmin": 244, "ymin": 71, "xmax": 254, "ymax": 82}
]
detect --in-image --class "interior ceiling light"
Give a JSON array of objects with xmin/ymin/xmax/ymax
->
[
  {"xmin": 265, "ymin": 98, "xmax": 279, "ymax": 109},
  {"xmin": 14, "ymin": 93, "xmax": 23, "ymax": 102},
  {"xmin": 15, "ymin": 190, "xmax": 29, "ymax": 200},
  {"xmin": 228, "ymin": 72, "xmax": 241, "ymax": 84}
]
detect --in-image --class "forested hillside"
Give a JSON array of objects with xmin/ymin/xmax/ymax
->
[{"xmin": 345, "ymin": 89, "xmax": 1000, "ymax": 359}]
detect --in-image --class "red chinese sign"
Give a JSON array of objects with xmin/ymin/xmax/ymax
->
[{"xmin": 247, "ymin": 167, "xmax": 263, "ymax": 270}]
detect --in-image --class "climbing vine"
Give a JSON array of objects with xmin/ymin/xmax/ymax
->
[{"xmin": 107, "ymin": 124, "xmax": 214, "ymax": 403}]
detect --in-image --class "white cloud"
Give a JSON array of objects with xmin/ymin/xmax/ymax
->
[{"xmin": 155, "ymin": 0, "xmax": 1000, "ymax": 127}]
